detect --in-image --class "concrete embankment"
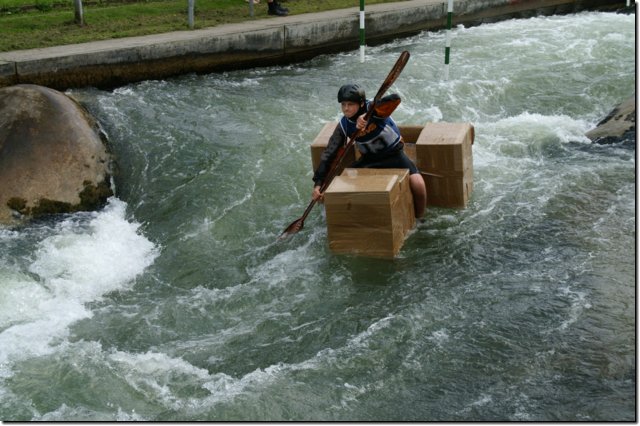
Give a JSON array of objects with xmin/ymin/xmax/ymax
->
[{"xmin": 0, "ymin": 0, "xmax": 627, "ymax": 90}]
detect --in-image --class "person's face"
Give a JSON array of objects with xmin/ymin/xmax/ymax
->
[{"xmin": 341, "ymin": 101, "xmax": 361, "ymax": 119}]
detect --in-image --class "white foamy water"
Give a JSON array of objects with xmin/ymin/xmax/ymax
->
[{"xmin": 0, "ymin": 198, "xmax": 158, "ymax": 374}]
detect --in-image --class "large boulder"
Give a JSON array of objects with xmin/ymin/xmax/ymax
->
[
  {"xmin": 0, "ymin": 84, "xmax": 113, "ymax": 225},
  {"xmin": 586, "ymin": 95, "xmax": 636, "ymax": 145}
]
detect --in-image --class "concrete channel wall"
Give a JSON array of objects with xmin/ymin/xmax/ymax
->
[{"xmin": 0, "ymin": 0, "xmax": 626, "ymax": 90}]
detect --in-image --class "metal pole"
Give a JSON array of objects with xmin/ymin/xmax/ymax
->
[
  {"xmin": 74, "ymin": 0, "xmax": 84, "ymax": 26},
  {"xmin": 188, "ymin": 0, "xmax": 195, "ymax": 29},
  {"xmin": 249, "ymin": 0, "xmax": 254, "ymax": 17},
  {"xmin": 444, "ymin": 0, "xmax": 453, "ymax": 80},
  {"xmin": 359, "ymin": 0, "xmax": 365, "ymax": 62}
]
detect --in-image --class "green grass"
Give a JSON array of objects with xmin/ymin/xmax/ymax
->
[{"xmin": 0, "ymin": 0, "xmax": 403, "ymax": 52}]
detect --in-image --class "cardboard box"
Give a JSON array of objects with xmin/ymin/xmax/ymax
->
[
  {"xmin": 310, "ymin": 122, "xmax": 356, "ymax": 177},
  {"xmin": 399, "ymin": 125, "xmax": 424, "ymax": 144},
  {"xmin": 323, "ymin": 168, "xmax": 415, "ymax": 258},
  {"xmin": 399, "ymin": 124, "xmax": 422, "ymax": 164},
  {"xmin": 416, "ymin": 122, "xmax": 474, "ymax": 208}
]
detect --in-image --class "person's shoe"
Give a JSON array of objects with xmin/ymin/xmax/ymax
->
[
  {"xmin": 268, "ymin": 1, "xmax": 288, "ymax": 15},
  {"xmin": 267, "ymin": 7, "xmax": 287, "ymax": 15}
]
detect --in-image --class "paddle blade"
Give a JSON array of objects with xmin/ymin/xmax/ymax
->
[
  {"xmin": 373, "ymin": 94, "xmax": 401, "ymax": 118},
  {"xmin": 278, "ymin": 217, "xmax": 305, "ymax": 241}
]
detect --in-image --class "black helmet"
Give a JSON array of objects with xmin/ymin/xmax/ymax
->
[{"xmin": 337, "ymin": 83, "xmax": 365, "ymax": 103}]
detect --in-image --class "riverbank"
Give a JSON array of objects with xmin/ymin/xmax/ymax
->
[{"xmin": 0, "ymin": 0, "xmax": 629, "ymax": 90}]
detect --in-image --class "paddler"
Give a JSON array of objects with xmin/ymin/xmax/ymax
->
[{"xmin": 311, "ymin": 83, "xmax": 427, "ymax": 218}]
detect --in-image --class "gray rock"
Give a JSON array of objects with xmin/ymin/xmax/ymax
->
[
  {"xmin": 586, "ymin": 95, "xmax": 636, "ymax": 145},
  {"xmin": 0, "ymin": 84, "xmax": 113, "ymax": 225}
]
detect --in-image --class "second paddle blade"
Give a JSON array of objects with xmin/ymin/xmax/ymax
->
[{"xmin": 277, "ymin": 217, "xmax": 305, "ymax": 241}]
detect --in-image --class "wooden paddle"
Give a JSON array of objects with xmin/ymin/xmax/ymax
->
[{"xmin": 278, "ymin": 50, "xmax": 411, "ymax": 241}]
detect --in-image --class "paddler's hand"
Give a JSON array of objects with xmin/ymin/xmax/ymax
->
[
  {"xmin": 312, "ymin": 185, "xmax": 324, "ymax": 203},
  {"xmin": 356, "ymin": 114, "xmax": 367, "ymax": 130}
]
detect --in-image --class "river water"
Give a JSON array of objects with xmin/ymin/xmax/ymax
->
[{"xmin": 0, "ymin": 10, "xmax": 635, "ymax": 421}]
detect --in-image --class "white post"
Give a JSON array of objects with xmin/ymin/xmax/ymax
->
[
  {"xmin": 249, "ymin": 0, "xmax": 254, "ymax": 17},
  {"xmin": 188, "ymin": 0, "xmax": 195, "ymax": 29},
  {"xmin": 444, "ymin": 0, "xmax": 453, "ymax": 80},
  {"xmin": 74, "ymin": 0, "xmax": 84, "ymax": 26},
  {"xmin": 359, "ymin": 0, "xmax": 365, "ymax": 63}
]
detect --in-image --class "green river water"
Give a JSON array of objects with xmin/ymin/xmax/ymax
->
[{"xmin": 0, "ymin": 10, "xmax": 636, "ymax": 421}]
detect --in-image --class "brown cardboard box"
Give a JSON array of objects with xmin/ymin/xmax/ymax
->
[
  {"xmin": 416, "ymin": 122, "xmax": 474, "ymax": 208},
  {"xmin": 310, "ymin": 122, "xmax": 356, "ymax": 177},
  {"xmin": 324, "ymin": 168, "xmax": 415, "ymax": 258},
  {"xmin": 399, "ymin": 125, "xmax": 424, "ymax": 143},
  {"xmin": 399, "ymin": 125, "xmax": 422, "ymax": 164}
]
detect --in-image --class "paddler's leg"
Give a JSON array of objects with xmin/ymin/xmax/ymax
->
[{"xmin": 409, "ymin": 173, "xmax": 427, "ymax": 219}]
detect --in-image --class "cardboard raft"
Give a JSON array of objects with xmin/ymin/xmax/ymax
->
[
  {"xmin": 324, "ymin": 168, "xmax": 415, "ymax": 258},
  {"xmin": 311, "ymin": 121, "xmax": 475, "ymax": 257}
]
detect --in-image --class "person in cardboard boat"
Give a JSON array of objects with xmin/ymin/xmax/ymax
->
[{"xmin": 312, "ymin": 83, "xmax": 427, "ymax": 218}]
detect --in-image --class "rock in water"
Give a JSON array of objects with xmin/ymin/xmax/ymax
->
[
  {"xmin": 0, "ymin": 84, "xmax": 113, "ymax": 225},
  {"xmin": 586, "ymin": 96, "xmax": 636, "ymax": 145}
]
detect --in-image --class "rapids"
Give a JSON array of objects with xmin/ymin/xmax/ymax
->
[{"xmin": 0, "ymin": 10, "xmax": 635, "ymax": 421}]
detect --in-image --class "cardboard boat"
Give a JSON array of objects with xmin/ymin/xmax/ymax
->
[{"xmin": 310, "ymin": 121, "xmax": 475, "ymax": 258}]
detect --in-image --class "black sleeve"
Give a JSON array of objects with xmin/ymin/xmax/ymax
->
[{"xmin": 312, "ymin": 124, "xmax": 346, "ymax": 187}]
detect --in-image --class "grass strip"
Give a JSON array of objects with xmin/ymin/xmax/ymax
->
[{"xmin": 0, "ymin": 0, "xmax": 405, "ymax": 52}]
